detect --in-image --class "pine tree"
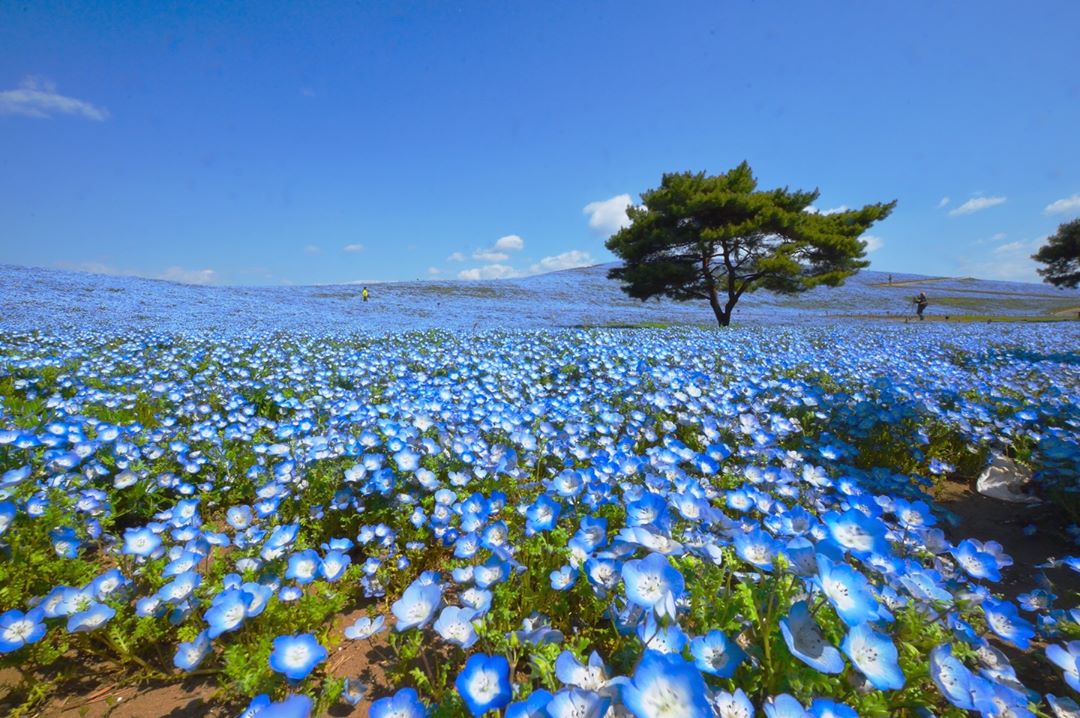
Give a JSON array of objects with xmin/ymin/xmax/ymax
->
[{"xmin": 605, "ymin": 162, "xmax": 896, "ymax": 327}]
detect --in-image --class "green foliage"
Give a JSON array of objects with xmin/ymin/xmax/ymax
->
[
  {"xmin": 1032, "ymin": 218, "xmax": 1080, "ymax": 288},
  {"xmin": 0, "ymin": 493, "xmax": 99, "ymax": 614},
  {"xmin": 605, "ymin": 162, "xmax": 896, "ymax": 326}
]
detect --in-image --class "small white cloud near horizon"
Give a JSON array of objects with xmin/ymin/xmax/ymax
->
[
  {"xmin": 159, "ymin": 266, "xmax": 216, "ymax": 285},
  {"xmin": 0, "ymin": 76, "xmax": 109, "ymax": 121},
  {"xmin": 57, "ymin": 260, "xmax": 216, "ymax": 285},
  {"xmin": 427, "ymin": 267, "xmax": 442, "ymax": 276},
  {"xmin": 494, "ymin": 234, "xmax": 524, "ymax": 251},
  {"xmin": 458, "ymin": 248, "xmax": 596, "ymax": 281},
  {"xmin": 447, "ymin": 251, "xmax": 466, "ymax": 262},
  {"xmin": 528, "ymin": 250, "xmax": 595, "ymax": 274},
  {"xmin": 806, "ymin": 205, "xmax": 849, "ymax": 215},
  {"xmin": 948, "ymin": 196, "xmax": 1006, "ymax": 217},
  {"xmin": 862, "ymin": 235, "xmax": 884, "ymax": 252},
  {"xmin": 343, "ymin": 243, "xmax": 365, "ymax": 253},
  {"xmin": 458, "ymin": 264, "xmax": 520, "ymax": 280},
  {"xmin": 957, "ymin": 236, "xmax": 1044, "ymax": 282},
  {"xmin": 937, "ymin": 196, "xmax": 950, "ymax": 209},
  {"xmin": 584, "ymin": 194, "xmax": 632, "ymax": 236},
  {"xmin": 1045, "ymin": 194, "xmax": 1080, "ymax": 216},
  {"xmin": 304, "ymin": 244, "xmax": 322, "ymax": 255},
  {"xmin": 472, "ymin": 249, "xmax": 510, "ymax": 262}
]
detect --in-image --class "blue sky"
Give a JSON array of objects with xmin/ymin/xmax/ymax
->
[{"xmin": 2, "ymin": 1, "xmax": 1079, "ymax": 286}]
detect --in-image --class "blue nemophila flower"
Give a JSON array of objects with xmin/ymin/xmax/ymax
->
[
  {"xmin": 711, "ymin": 688, "xmax": 754, "ymax": 718},
  {"xmin": 173, "ymin": 631, "xmax": 211, "ymax": 671},
  {"xmin": 1016, "ymin": 588, "xmax": 1055, "ymax": 612},
  {"xmin": 1047, "ymin": 694, "xmax": 1080, "ymax": 718},
  {"xmin": 525, "ymin": 494, "xmax": 562, "ymax": 534},
  {"xmin": 555, "ymin": 650, "xmax": 608, "ymax": 691},
  {"xmin": 240, "ymin": 693, "xmax": 313, "ymax": 718},
  {"xmin": 982, "ymin": 598, "xmax": 1035, "ymax": 649},
  {"xmin": 733, "ymin": 527, "xmax": 780, "ymax": 571},
  {"xmin": 763, "ymin": 694, "xmax": 808, "ymax": 718},
  {"xmin": 621, "ymin": 650, "xmax": 710, "ymax": 718},
  {"xmin": 67, "ymin": 602, "xmax": 115, "ymax": 633},
  {"xmin": 689, "ymin": 629, "xmax": 746, "ymax": 678},
  {"xmin": 204, "ymin": 587, "xmax": 251, "ymax": 638},
  {"xmin": 842, "ymin": 622, "xmax": 905, "ymax": 690},
  {"xmin": 433, "ymin": 605, "xmax": 479, "ymax": 648},
  {"xmin": 123, "ymin": 526, "xmax": 162, "ymax": 557},
  {"xmin": 320, "ymin": 549, "xmax": 350, "ymax": 582},
  {"xmin": 269, "ymin": 633, "xmax": 327, "ymax": 681},
  {"xmin": 780, "ymin": 601, "xmax": 845, "ymax": 674},
  {"xmin": 285, "ymin": 549, "xmax": 321, "ymax": 584},
  {"xmin": 455, "ymin": 653, "xmax": 512, "ymax": 716},
  {"xmin": 815, "ymin": 555, "xmax": 882, "ymax": 626},
  {"xmin": 550, "ymin": 565, "xmax": 577, "ymax": 591},
  {"xmin": 226, "ymin": 505, "xmax": 253, "ymax": 529},
  {"xmin": 950, "ymin": 539, "xmax": 1001, "ymax": 582},
  {"xmin": 1047, "ymin": 641, "xmax": 1080, "ymax": 692},
  {"xmin": 808, "ymin": 698, "xmax": 857, "ymax": 718},
  {"xmin": 344, "ymin": 615, "xmax": 386, "ymax": 641},
  {"xmin": 822, "ymin": 509, "xmax": 889, "ymax": 557},
  {"xmin": 547, "ymin": 688, "xmax": 611, "ymax": 718},
  {"xmin": 503, "ymin": 611, "xmax": 558, "ymax": 646},
  {"xmin": 622, "ymin": 552, "xmax": 685, "ymax": 619},
  {"xmin": 391, "ymin": 579, "xmax": 442, "ymax": 631},
  {"xmin": 636, "ymin": 612, "xmax": 688, "ymax": 654},
  {"xmin": 505, "ymin": 689, "xmax": 553, "ymax": 718},
  {"xmin": 0, "ymin": 608, "xmax": 46, "ymax": 653},
  {"xmin": 0, "ymin": 501, "xmax": 17, "ymax": 536},
  {"xmin": 928, "ymin": 644, "xmax": 977, "ymax": 710},
  {"xmin": 370, "ymin": 687, "xmax": 428, "ymax": 718},
  {"xmin": 341, "ymin": 678, "xmax": 368, "ymax": 706}
]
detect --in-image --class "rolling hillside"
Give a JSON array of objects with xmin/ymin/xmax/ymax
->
[{"xmin": 1, "ymin": 262, "xmax": 1078, "ymax": 335}]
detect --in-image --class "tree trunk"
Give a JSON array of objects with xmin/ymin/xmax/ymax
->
[{"xmin": 708, "ymin": 285, "xmax": 731, "ymax": 327}]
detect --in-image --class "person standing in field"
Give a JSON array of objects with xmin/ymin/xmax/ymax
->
[
  {"xmin": 915, "ymin": 291, "xmax": 928, "ymax": 320},
  {"xmin": 362, "ymin": 287, "xmax": 369, "ymax": 302}
]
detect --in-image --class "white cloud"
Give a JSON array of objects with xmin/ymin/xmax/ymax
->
[
  {"xmin": 343, "ymin": 243, "xmax": 365, "ymax": 253},
  {"xmin": 528, "ymin": 250, "xmax": 595, "ymax": 274},
  {"xmin": 958, "ymin": 237, "xmax": 1044, "ymax": 282},
  {"xmin": 937, "ymin": 196, "xmax": 950, "ymax": 209},
  {"xmin": 807, "ymin": 205, "xmax": 849, "ymax": 215},
  {"xmin": 158, "ymin": 266, "xmax": 216, "ymax": 285},
  {"xmin": 57, "ymin": 261, "xmax": 216, "ymax": 285},
  {"xmin": 948, "ymin": 196, "xmax": 1006, "ymax": 216},
  {"xmin": 427, "ymin": 267, "xmax": 442, "ymax": 276},
  {"xmin": 304, "ymin": 244, "xmax": 322, "ymax": 254},
  {"xmin": 458, "ymin": 264, "xmax": 521, "ymax": 280},
  {"xmin": 583, "ymin": 194, "xmax": 633, "ymax": 236},
  {"xmin": 472, "ymin": 249, "xmax": 509, "ymax": 262},
  {"xmin": 494, "ymin": 234, "xmax": 524, "ymax": 251},
  {"xmin": 992, "ymin": 232, "xmax": 1007, "ymax": 241},
  {"xmin": 862, "ymin": 235, "xmax": 884, "ymax": 252},
  {"xmin": 1045, "ymin": 193, "xmax": 1080, "ymax": 216},
  {"xmin": 0, "ymin": 76, "xmax": 109, "ymax": 121},
  {"xmin": 447, "ymin": 251, "xmax": 466, "ymax": 262},
  {"xmin": 993, "ymin": 240, "xmax": 1028, "ymax": 255}
]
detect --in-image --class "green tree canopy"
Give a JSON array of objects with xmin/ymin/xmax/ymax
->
[
  {"xmin": 1032, "ymin": 218, "xmax": 1080, "ymax": 288},
  {"xmin": 605, "ymin": 162, "xmax": 896, "ymax": 326}
]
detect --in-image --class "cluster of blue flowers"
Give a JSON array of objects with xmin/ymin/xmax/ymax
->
[{"xmin": 0, "ymin": 323, "xmax": 1078, "ymax": 717}]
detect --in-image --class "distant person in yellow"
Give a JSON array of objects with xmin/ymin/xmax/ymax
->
[{"xmin": 362, "ymin": 287, "xmax": 369, "ymax": 302}]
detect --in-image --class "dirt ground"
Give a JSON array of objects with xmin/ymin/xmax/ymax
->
[{"xmin": 934, "ymin": 477, "xmax": 1080, "ymax": 696}]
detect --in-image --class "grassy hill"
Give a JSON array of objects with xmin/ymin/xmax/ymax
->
[{"xmin": 1, "ymin": 262, "xmax": 1078, "ymax": 335}]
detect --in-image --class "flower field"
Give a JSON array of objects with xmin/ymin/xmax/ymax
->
[{"xmin": 1, "ymin": 323, "xmax": 1079, "ymax": 717}]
